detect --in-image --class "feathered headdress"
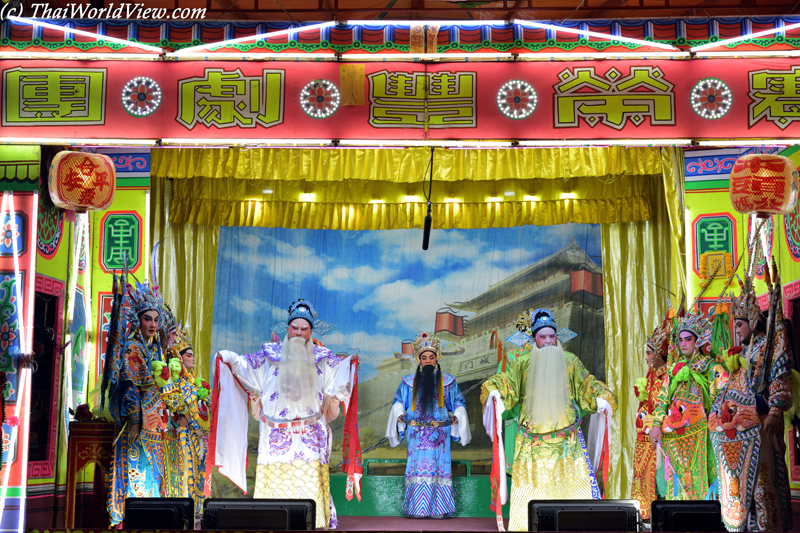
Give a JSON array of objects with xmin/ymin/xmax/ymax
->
[
  {"xmin": 645, "ymin": 314, "xmax": 670, "ymax": 358},
  {"xmin": 676, "ymin": 313, "xmax": 713, "ymax": 349},
  {"xmin": 161, "ymin": 303, "xmax": 177, "ymax": 334},
  {"xmin": 124, "ymin": 282, "xmax": 163, "ymax": 329}
]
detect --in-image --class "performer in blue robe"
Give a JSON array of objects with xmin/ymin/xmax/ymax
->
[{"xmin": 386, "ymin": 333, "xmax": 471, "ymax": 518}]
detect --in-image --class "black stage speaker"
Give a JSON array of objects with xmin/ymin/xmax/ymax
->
[
  {"xmin": 202, "ymin": 498, "xmax": 315, "ymax": 530},
  {"xmin": 528, "ymin": 499, "xmax": 640, "ymax": 532},
  {"xmin": 651, "ymin": 500, "xmax": 723, "ymax": 531},
  {"xmin": 123, "ymin": 497, "xmax": 194, "ymax": 530}
]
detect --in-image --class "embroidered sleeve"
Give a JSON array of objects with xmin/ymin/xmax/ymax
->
[
  {"xmin": 120, "ymin": 380, "xmax": 141, "ymax": 424},
  {"xmin": 652, "ymin": 369, "xmax": 672, "ymax": 427},
  {"xmin": 569, "ymin": 355, "xmax": 618, "ymax": 415},
  {"xmin": 126, "ymin": 344, "xmax": 155, "ymax": 390},
  {"xmin": 480, "ymin": 355, "xmax": 525, "ymax": 409}
]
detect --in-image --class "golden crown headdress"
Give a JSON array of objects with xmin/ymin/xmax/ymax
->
[
  {"xmin": 412, "ymin": 332, "xmax": 441, "ymax": 364},
  {"xmin": 172, "ymin": 323, "xmax": 193, "ymax": 355}
]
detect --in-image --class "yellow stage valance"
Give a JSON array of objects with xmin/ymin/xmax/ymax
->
[
  {"xmin": 154, "ymin": 147, "xmax": 662, "ymax": 229},
  {"xmin": 153, "ymin": 146, "xmax": 662, "ymax": 182}
]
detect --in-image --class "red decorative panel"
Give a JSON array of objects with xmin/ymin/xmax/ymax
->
[
  {"xmin": 458, "ymin": 27, "xmax": 482, "ymax": 45},
  {"xmin": 718, "ymin": 22, "xmax": 744, "ymax": 38},
  {"xmin": 137, "ymin": 26, "xmax": 163, "ymax": 43},
  {"xmin": 329, "ymin": 27, "xmax": 352, "ymax": 46},
  {"xmin": 619, "ymin": 25, "xmax": 645, "ymax": 39},
  {"xmin": 41, "ymin": 27, "xmax": 66, "ymax": 43},
  {"xmin": 27, "ymin": 274, "xmax": 65, "ymax": 479},
  {"xmin": 9, "ymin": 25, "xmax": 33, "ymax": 41},
  {"xmin": 781, "ymin": 279, "xmax": 800, "ymax": 321},
  {"xmin": 491, "ymin": 27, "xmax": 515, "ymax": 43},
  {"xmin": 200, "ymin": 26, "xmax": 225, "ymax": 43},
  {"xmin": 522, "ymin": 27, "xmax": 547, "ymax": 42},
  {"xmin": 297, "ymin": 28, "xmax": 322, "ymax": 44},
  {"xmin": 167, "ymin": 26, "xmax": 193, "ymax": 43},
  {"xmin": 233, "ymin": 27, "xmax": 259, "ymax": 39},
  {"xmin": 393, "ymin": 28, "xmax": 410, "ymax": 46},
  {"xmin": 652, "ymin": 23, "xmax": 678, "ymax": 40},
  {"xmin": 685, "ymin": 22, "xmax": 711, "ymax": 40},
  {"xmin": 74, "ymin": 24, "xmax": 100, "ymax": 43},
  {"xmin": 361, "ymin": 28, "xmax": 385, "ymax": 46},
  {"xmin": 105, "ymin": 26, "xmax": 130, "ymax": 40}
]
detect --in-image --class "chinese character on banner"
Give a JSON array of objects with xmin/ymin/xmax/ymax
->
[
  {"xmin": 100, "ymin": 212, "xmax": 141, "ymax": 272},
  {"xmin": 749, "ymin": 66, "xmax": 800, "ymax": 130},
  {"xmin": 368, "ymin": 70, "xmax": 476, "ymax": 128},
  {"xmin": 176, "ymin": 68, "xmax": 285, "ymax": 129},
  {"xmin": 2, "ymin": 68, "xmax": 106, "ymax": 126},
  {"xmin": 554, "ymin": 66, "xmax": 675, "ymax": 130},
  {"xmin": 693, "ymin": 214, "xmax": 736, "ymax": 277}
]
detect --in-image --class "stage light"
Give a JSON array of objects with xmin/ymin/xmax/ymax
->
[
  {"xmin": 340, "ymin": 53, "xmax": 513, "ymax": 61},
  {"xmin": 263, "ymin": 189, "xmax": 273, "ymax": 194},
  {"xmin": 347, "ymin": 20, "xmax": 507, "ymax": 26},
  {"xmin": 0, "ymin": 138, "xmax": 157, "ymax": 146},
  {"xmin": 691, "ymin": 22, "xmax": 800, "ymax": 52},
  {"xmin": 368, "ymin": 199, "xmax": 385, "ymax": 204},
  {"xmin": 8, "ymin": 16, "xmax": 164, "ymax": 53},
  {"xmin": 517, "ymin": 51, "xmax": 690, "ymax": 60},
  {"xmin": 402, "ymin": 195, "xmax": 421, "ymax": 202},
  {"xmin": 170, "ymin": 52, "xmax": 336, "ymax": 60},
  {"xmin": 168, "ymin": 22, "xmax": 336, "ymax": 57},
  {"xmin": 697, "ymin": 140, "xmax": 800, "ymax": 147},
  {"xmin": 504, "ymin": 191, "xmax": 516, "ymax": 196},
  {"xmin": 0, "ymin": 51, "xmax": 163, "ymax": 60},
  {"xmin": 444, "ymin": 198, "xmax": 461, "ymax": 203},
  {"xmin": 560, "ymin": 193, "xmax": 577, "ymax": 199},
  {"xmin": 513, "ymin": 19, "xmax": 680, "ymax": 51},
  {"xmin": 160, "ymin": 138, "xmax": 331, "ymax": 147},
  {"xmin": 693, "ymin": 50, "xmax": 800, "ymax": 58},
  {"xmin": 524, "ymin": 195, "xmax": 540, "ymax": 201},
  {"xmin": 487, "ymin": 197, "xmax": 503, "ymax": 202},
  {"xmin": 299, "ymin": 193, "xmax": 316, "ymax": 202}
]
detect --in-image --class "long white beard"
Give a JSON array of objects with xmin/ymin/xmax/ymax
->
[
  {"xmin": 277, "ymin": 335, "xmax": 319, "ymax": 408},
  {"xmin": 524, "ymin": 342, "xmax": 571, "ymax": 429}
]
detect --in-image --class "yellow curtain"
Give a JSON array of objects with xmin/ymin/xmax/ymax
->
[
  {"xmin": 150, "ymin": 177, "xmax": 219, "ymax": 380},
  {"xmin": 601, "ymin": 147, "xmax": 686, "ymax": 499},
  {"xmin": 152, "ymin": 146, "xmax": 662, "ymax": 182},
  {"xmin": 153, "ymin": 147, "xmax": 663, "ymax": 230}
]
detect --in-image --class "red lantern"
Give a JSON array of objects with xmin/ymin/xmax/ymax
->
[
  {"xmin": 729, "ymin": 154, "xmax": 799, "ymax": 218},
  {"xmin": 48, "ymin": 152, "xmax": 116, "ymax": 213}
]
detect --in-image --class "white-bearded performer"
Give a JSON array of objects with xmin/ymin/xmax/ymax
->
[
  {"xmin": 208, "ymin": 299, "xmax": 358, "ymax": 529},
  {"xmin": 481, "ymin": 308, "xmax": 617, "ymax": 531}
]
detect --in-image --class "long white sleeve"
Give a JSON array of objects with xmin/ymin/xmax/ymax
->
[
  {"xmin": 213, "ymin": 352, "xmax": 251, "ymax": 493},
  {"xmin": 483, "ymin": 390, "xmax": 505, "ymax": 441},
  {"xmin": 385, "ymin": 402, "xmax": 406, "ymax": 447},
  {"xmin": 451, "ymin": 405, "xmax": 472, "ymax": 446}
]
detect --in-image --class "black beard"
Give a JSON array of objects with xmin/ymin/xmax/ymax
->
[{"xmin": 416, "ymin": 364, "xmax": 438, "ymax": 412}]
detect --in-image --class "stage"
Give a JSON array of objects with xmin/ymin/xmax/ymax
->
[{"xmin": 337, "ymin": 516, "xmax": 503, "ymax": 531}]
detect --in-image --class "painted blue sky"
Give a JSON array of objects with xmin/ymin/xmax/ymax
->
[{"xmin": 210, "ymin": 224, "xmax": 601, "ymax": 382}]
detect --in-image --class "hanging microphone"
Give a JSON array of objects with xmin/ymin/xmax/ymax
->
[{"xmin": 422, "ymin": 201, "xmax": 432, "ymax": 250}]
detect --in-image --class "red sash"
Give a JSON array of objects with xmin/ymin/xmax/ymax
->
[{"xmin": 341, "ymin": 358, "xmax": 362, "ymax": 501}]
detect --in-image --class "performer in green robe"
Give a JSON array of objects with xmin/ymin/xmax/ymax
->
[
  {"xmin": 649, "ymin": 312, "xmax": 718, "ymax": 501},
  {"xmin": 481, "ymin": 309, "xmax": 616, "ymax": 532}
]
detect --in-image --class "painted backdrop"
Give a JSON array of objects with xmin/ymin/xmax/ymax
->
[{"xmin": 209, "ymin": 224, "xmax": 604, "ymax": 496}]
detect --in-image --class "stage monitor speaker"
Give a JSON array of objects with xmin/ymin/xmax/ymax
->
[
  {"xmin": 528, "ymin": 499, "xmax": 640, "ymax": 532},
  {"xmin": 651, "ymin": 500, "xmax": 723, "ymax": 532},
  {"xmin": 202, "ymin": 498, "xmax": 315, "ymax": 530},
  {"xmin": 123, "ymin": 497, "xmax": 194, "ymax": 530}
]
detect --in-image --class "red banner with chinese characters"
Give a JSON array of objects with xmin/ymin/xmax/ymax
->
[{"xmin": 2, "ymin": 59, "xmax": 800, "ymax": 141}]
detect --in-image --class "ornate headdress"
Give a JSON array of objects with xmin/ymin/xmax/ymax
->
[
  {"xmin": 124, "ymin": 282, "xmax": 163, "ymax": 329},
  {"xmin": 288, "ymin": 299, "xmax": 316, "ymax": 328},
  {"xmin": 412, "ymin": 332, "xmax": 441, "ymax": 364},
  {"xmin": 529, "ymin": 308, "xmax": 558, "ymax": 337},
  {"xmin": 730, "ymin": 275, "xmax": 761, "ymax": 326},
  {"xmin": 677, "ymin": 313, "xmax": 712, "ymax": 348},
  {"xmin": 161, "ymin": 303, "xmax": 177, "ymax": 334},
  {"xmin": 172, "ymin": 324, "xmax": 193, "ymax": 356},
  {"xmin": 645, "ymin": 319, "xmax": 670, "ymax": 357}
]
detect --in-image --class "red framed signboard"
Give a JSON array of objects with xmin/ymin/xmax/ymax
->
[{"xmin": 2, "ymin": 59, "xmax": 800, "ymax": 141}]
